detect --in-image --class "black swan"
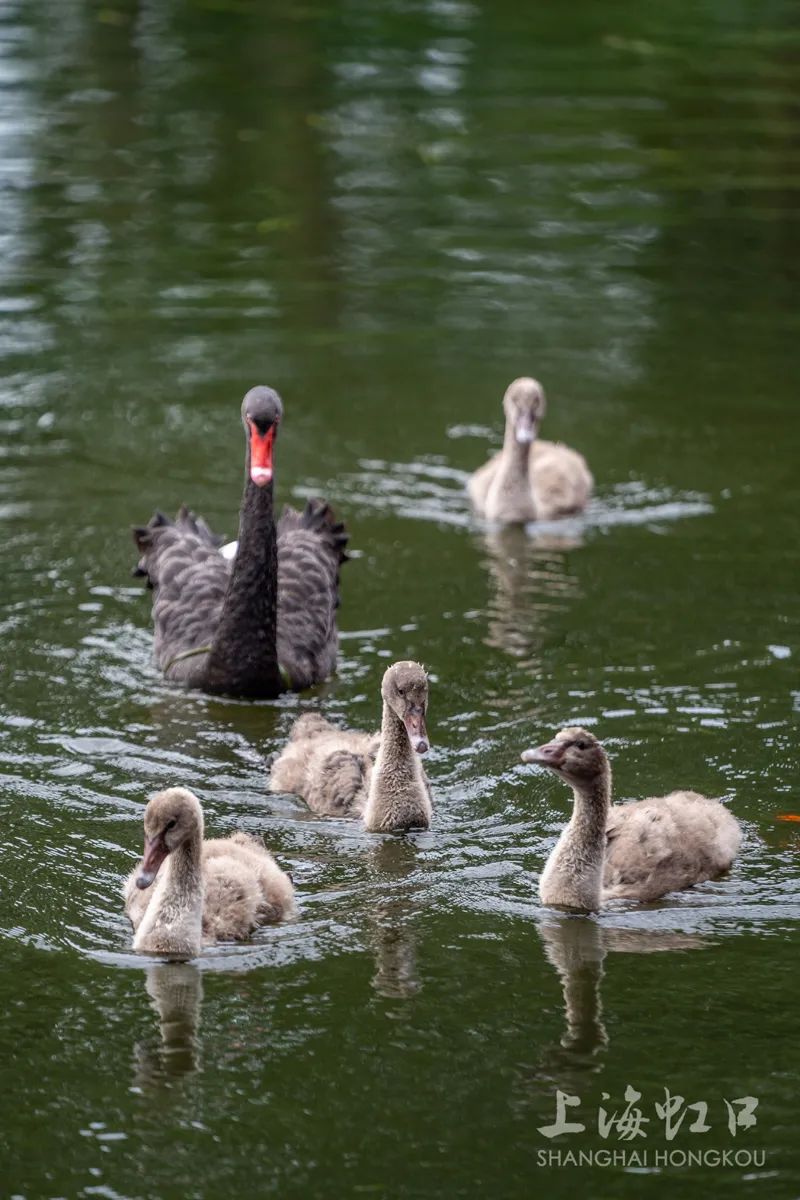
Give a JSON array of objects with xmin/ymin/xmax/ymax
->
[{"xmin": 133, "ymin": 386, "xmax": 349, "ymax": 698}]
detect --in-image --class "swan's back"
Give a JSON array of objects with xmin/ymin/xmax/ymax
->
[
  {"xmin": 270, "ymin": 713, "xmax": 378, "ymax": 816},
  {"xmin": 202, "ymin": 832, "xmax": 295, "ymax": 939},
  {"xmin": 276, "ymin": 500, "xmax": 349, "ymax": 690},
  {"xmin": 603, "ymin": 790, "xmax": 741, "ymax": 902},
  {"xmin": 530, "ymin": 440, "xmax": 593, "ymax": 519},
  {"xmin": 133, "ymin": 507, "xmax": 230, "ymax": 685}
]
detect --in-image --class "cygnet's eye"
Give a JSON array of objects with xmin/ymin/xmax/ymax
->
[
  {"xmin": 165, "ymin": 817, "xmax": 177, "ymax": 832},
  {"xmin": 575, "ymin": 739, "xmax": 589, "ymax": 751},
  {"xmin": 397, "ymin": 687, "xmax": 405, "ymax": 697}
]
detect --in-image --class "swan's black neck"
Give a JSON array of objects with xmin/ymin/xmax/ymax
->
[{"xmin": 202, "ymin": 476, "xmax": 284, "ymax": 697}]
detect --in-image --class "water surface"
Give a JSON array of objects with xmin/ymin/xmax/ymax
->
[{"xmin": 1, "ymin": 1, "xmax": 799, "ymax": 1196}]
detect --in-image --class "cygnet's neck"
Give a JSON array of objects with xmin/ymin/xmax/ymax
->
[
  {"xmin": 569, "ymin": 770, "xmax": 611, "ymax": 839},
  {"xmin": 166, "ymin": 830, "xmax": 204, "ymax": 899},
  {"xmin": 539, "ymin": 768, "xmax": 611, "ymax": 912},
  {"xmin": 502, "ymin": 414, "xmax": 535, "ymax": 462},
  {"xmin": 485, "ymin": 416, "xmax": 537, "ymax": 522},
  {"xmin": 136, "ymin": 826, "xmax": 204, "ymax": 957},
  {"xmin": 376, "ymin": 702, "xmax": 419, "ymax": 782},
  {"xmin": 362, "ymin": 701, "xmax": 429, "ymax": 832}
]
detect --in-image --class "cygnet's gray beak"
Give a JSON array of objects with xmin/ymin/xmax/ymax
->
[
  {"xmin": 136, "ymin": 834, "xmax": 169, "ymax": 889},
  {"xmin": 403, "ymin": 707, "xmax": 429, "ymax": 754},
  {"xmin": 521, "ymin": 739, "xmax": 565, "ymax": 769}
]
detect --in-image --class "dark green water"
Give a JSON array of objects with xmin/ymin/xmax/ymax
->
[{"xmin": 1, "ymin": 1, "xmax": 799, "ymax": 1196}]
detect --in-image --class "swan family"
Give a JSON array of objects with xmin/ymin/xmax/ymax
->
[{"xmin": 125, "ymin": 379, "xmax": 741, "ymax": 956}]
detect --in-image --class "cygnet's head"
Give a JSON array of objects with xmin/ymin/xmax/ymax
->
[
  {"xmin": 382, "ymin": 661, "xmax": 430, "ymax": 754},
  {"xmin": 136, "ymin": 787, "xmax": 204, "ymax": 890},
  {"xmin": 521, "ymin": 727, "xmax": 608, "ymax": 786},
  {"xmin": 241, "ymin": 385, "xmax": 283, "ymax": 487},
  {"xmin": 502, "ymin": 377, "xmax": 546, "ymax": 446}
]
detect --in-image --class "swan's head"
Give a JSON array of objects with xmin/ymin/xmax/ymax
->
[
  {"xmin": 521, "ymin": 727, "xmax": 608, "ymax": 785},
  {"xmin": 502, "ymin": 377, "xmax": 546, "ymax": 446},
  {"xmin": 241, "ymin": 386, "xmax": 283, "ymax": 487},
  {"xmin": 135, "ymin": 787, "xmax": 204, "ymax": 890},
  {"xmin": 382, "ymin": 661, "xmax": 430, "ymax": 754}
]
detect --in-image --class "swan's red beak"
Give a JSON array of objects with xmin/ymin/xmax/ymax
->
[
  {"xmin": 136, "ymin": 834, "xmax": 169, "ymax": 890},
  {"xmin": 403, "ymin": 708, "xmax": 429, "ymax": 755},
  {"xmin": 248, "ymin": 421, "xmax": 275, "ymax": 487},
  {"xmin": 521, "ymin": 739, "xmax": 566, "ymax": 769}
]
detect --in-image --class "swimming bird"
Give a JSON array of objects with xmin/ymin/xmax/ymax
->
[
  {"xmin": 133, "ymin": 386, "xmax": 349, "ymax": 698},
  {"xmin": 522, "ymin": 727, "xmax": 741, "ymax": 911},
  {"xmin": 269, "ymin": 661, "xmax": 432, "ymax": 832},
  {"xmin": 468, "ymin": 377, "xmax": 592, "ymax": 523},
  {"xmin": 124, "ymin": 787, "xmax": 295, "ymax": 958}
]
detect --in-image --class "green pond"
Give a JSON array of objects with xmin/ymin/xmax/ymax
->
[{"xmin": 1, "ymin": 0, "xmax": 799, "ymax": 1196}]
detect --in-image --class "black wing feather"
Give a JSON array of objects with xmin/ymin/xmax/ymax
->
[
  {"xmin": 133, "ymin": 498, "xmax": 349, "ymax": 692},
  {"xmin": 133, "ymin": 507, "xmax": 230, "ymax": 685},
  {"xmin": 276, "ymin": 498, "xmax": 349, "ymax": 689}
]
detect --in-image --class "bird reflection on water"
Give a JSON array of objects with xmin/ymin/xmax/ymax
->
[
  {"xmin": 479, "ymin": 525, "xmax": 582, "ymax": 671},
  {"xmin": 364, "ymin": 837, "xmax": 424, "ymax": 1002},
  {"xmin": 132, "ymin": 963, "xmax": 203, "ymax": 1089},
  {"xmin": 529, "ymin": 918, "xmax": 707, "ymax": 1086}
]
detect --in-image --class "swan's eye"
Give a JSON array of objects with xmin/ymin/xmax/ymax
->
[
  {"xmin": 575, "ymin": 740, "xmax": 588, "ymax": 751},
  {"xmin": 165, "ymin": 818, "xmax": 177, "ymax": 832},
  {"xmin": 397, "ymin": 687, "xmax": 405, "ymax": 697}
]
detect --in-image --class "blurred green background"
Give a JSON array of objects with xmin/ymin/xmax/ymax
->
[{"xmin": 1, "ymin": 1, "xmax": 799, "ymax": 1196}]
